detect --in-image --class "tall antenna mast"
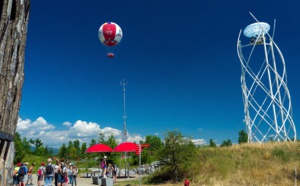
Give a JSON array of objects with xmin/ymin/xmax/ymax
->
[{"xmin": 120, "ymin": 79, "xmax": 128, "ymax": 142}]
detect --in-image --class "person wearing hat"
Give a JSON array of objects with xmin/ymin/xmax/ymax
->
[
  {"xmin": 37, "ymin": 162, "xmax": 45, "ymax": 186},
  {"xmin": 13, "ymin": 162, "xmax": 21, "ymax": 186},
  {"xmin": 23, "ymin": 162, "xmax": 29, "ymax": 185},
  {"xmin": 26, "ymin": 163, "xmax": 35, "ymax": 185},
  {"xmin": 44, "ymin": 158, "xmax": 55, "ymax": 186},
  {"xmin": 100, "ymin": 156, "xmax": 108, "ymax": 178}
]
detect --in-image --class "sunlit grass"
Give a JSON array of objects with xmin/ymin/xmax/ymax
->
[{"xmin": 22, "ymin": 142, "xmax": 300, "ymax": 185}]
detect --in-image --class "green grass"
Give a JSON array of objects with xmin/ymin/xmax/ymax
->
[{"xmin": 20, "ymin": 142, "xmax": 300, "ymax": 185}]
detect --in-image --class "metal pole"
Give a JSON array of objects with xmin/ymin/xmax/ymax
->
[
  {"xmin": 139, "ymin": 144, "xmax": 142, "ymax": 186},
  {"xmin": 120, "ymin": 79, "xmax": 128, "ymax": 178}
]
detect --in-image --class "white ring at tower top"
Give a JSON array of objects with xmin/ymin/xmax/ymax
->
[{"xmin": 243, "ymin": 22, "xmax": 270, "ymax": 38}]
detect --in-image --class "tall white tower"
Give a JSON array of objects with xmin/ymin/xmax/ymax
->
[{"xmin": 237, "ymin": 15, "xmax": 296, "ymax": 143}]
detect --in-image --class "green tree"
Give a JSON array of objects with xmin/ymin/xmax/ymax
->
[
  {"xmin": 105, "ymin": 134, "xmax": 119, "ymax": 164},
  {"xmin": 58, "ymin": 143, "xmax": 68, "ymax": 158},
  {"xmin": 106, "ymin": 134, "xmax": 118, "ymax": 148},
  {"xmin": 89, "ymin": 139, "xmax": 97, "ymax": 147},
  {"xmin": 156, "ymin": 130, "xmax": 197, "ymax": 183},
  {"xmin": 238, "ymin": 130, "xmax": 248, "ymax": 144},
  {"xmin": 138, "ymin": 135, "xmax": 164, "ymax": 164},
  {"xmin": 209, "ymin": 139, "xmax": 217, "ymax": 147},
  {"xmin": 73, "ymin": 140, "xmax": 80, "ymax": 158},
  {"xmin": 220, "ymin": 139, "xmax": 232, "ymax": 147},
  {"xmin": 13, "ymin": 132, "xmax": 26, "ymax": 163},
  {"xmin": 29, "ymin": 138, "xmax": 43, "ymax": 151},
  {"xmin": 80, "ymin": 142, "xmax": 87, "ymax": 158},
  {"xmin": 29, "ymin": 138, "xmax": 45, "ymax": 155},
  {"xmin": 22, "ymin": 137, "xmax": 31, "ymax": 154},
  {"xmin": 74, "ymin": 140, "xmax": 80, "ymax": 151},
  {"xmin": 69, "ymin": 147, "xmax": 78, "ymax": 160},
  {"xmin": 98, "ymin": 132, "xmax": 105, "ymax": 144}
]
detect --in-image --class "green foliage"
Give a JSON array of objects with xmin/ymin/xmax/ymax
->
[
  {"xmin": 89, "ymin": 139, "xmax": 96, "ymax": 146},
  {"xmin": 69, "ymin": 147, "xmax": 78, "ymax": 159},
  {"xmin": 98, "ymin": 132, "xmax": 105, "ymax": 144},
  {"xmin": 73, "ymin": 140, "xmax": 80, "ymax": 152},
  {"xmin": 80, "ymin": 142, "xmax": 87, "ymax": 158},
  {"xmin": 149, "ymin": 129, "xmax": 197, "ymax": 183},
  {"xmin": 134, "ymin": 135, "xmax": 164, "ymax": 165},
  {"xmin": 22, "ymin": 137, "xmax": 31, "ymax": 154},
  {"xmin": 29, "ymin": 138, "xmax": 43, "ymax": 150},
  {"xmin": 220, "ymin": 139, "xmax": 232, "ymax": 147},
  {"xmin": 103, "ymin": 134, "xmax": 119, "ymax": 164},
  {"xmin": 14, "ymin": 132, "xmax": 27, "ymax": 164},
  {"xmin": 209, "ymin": 139, "xmax": 217, "ymax": 147},
  {"xmin": 238, "ymin": 130, "xmax": 248, "ymax": 144},
  {"xmin": 57, "ymin": 143, "xmax": 67, "ymax": 158}
]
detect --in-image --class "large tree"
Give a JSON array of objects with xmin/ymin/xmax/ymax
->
[
  {"xmin": 156, "ymin": 130, "xmax": 197, "ymax": 183},
  {"xmin": 0, "ymin": 0, "xmax": 30, "ymax": 185}
]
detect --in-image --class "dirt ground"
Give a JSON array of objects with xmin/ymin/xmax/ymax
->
[{"xmin": 29, "ymin": 174, "xmax": 181, "ymax": 186}]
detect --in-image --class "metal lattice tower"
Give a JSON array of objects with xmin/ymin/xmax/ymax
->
[
  {"xmin": 120, "ymin": 79, "xmax": 128, "ymax": 142},
  {"xmin": 237, "ymin": 14, "xmax": 296, "ymax": 143}
]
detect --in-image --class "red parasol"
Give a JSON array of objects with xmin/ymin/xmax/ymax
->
[
  {"xmin": 85, "ymin": 143, "xmax": 113, "ymax": 153},
  {"xmin": 113, "ymin": 142, "xmax": 138, "ymax": 152}
]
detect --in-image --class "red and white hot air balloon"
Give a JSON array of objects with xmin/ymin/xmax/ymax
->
[{"xmin": 98, "ymin": 22, "xmax": 123, "ymax": 58}]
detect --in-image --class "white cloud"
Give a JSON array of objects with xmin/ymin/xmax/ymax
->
[
  {"xmin": 63, "ymin": 121, "xmax": 71, "ymax": 127},
  {"xmin": 17, "ymin": 117, "xmax": 137, "ymax": 148},
  {"xmin": 192, "ymin": 138, "xmax": 206, "ymax": 146},
  {"xmin": 17, "ymin": 117, "xmax": 206, "ymax": 149}
]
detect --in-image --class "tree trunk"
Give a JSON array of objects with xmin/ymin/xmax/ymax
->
[{"xmin": 0, "ymin": 0, "xmax": 30, "ymax": 185}]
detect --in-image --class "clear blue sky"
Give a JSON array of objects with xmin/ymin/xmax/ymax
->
[{"xmin": 17, "ymin": 0, "xmax": 300, "ymax": 148}]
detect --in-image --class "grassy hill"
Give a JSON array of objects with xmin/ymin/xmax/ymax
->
[
  {"xmin": 21, "ymin": 142, "xmax": 300, "ymax": 185},
  {"xmin": 189, "ymin": 142, "xmax": 300, "ymax": 185}
]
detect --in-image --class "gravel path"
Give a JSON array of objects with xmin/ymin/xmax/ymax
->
[{"xmin": 29, "ymin": 174, "xmax": 141, "ymax": 186}]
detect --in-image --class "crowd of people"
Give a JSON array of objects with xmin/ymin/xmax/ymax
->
[
  {"xmin": 13, "ymin": 158, "xmax": 78, "ymax": 186},
  {"xmin": 12, "ymin": 155, "xmax": 118, "ymax": 186}
]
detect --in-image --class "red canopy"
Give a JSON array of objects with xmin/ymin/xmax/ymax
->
[
  {"xmin": 86, "ymin": 144, "xmax": 113, "ymax": 153},
  {"xmin": 113, "ymin": 142, "xmax": 138, "ymax": 152}
]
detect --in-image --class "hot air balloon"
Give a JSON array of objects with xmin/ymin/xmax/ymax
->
[{"xmin": 98, "ymin": 22, "xmax": 123, "ymax": 58}]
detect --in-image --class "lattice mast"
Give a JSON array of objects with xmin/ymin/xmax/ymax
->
[
  {"xmin": 120, "ymin": 79, "xmax": 128, "ymax": 142},
  {"xmin": 237, "ymin": 13, "xmax": 296, "ymax": 143}
]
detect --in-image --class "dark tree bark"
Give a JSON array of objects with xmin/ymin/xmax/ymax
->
[{"xmin": 0, "ymin": 0, "xmax": 30, "ymax": 185}]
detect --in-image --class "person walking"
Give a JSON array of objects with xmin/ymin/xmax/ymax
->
[
  {"xmin": 37, "ymin": 162, "xmax": 45, "ymax": 186},
  {"xmin": 57, "ymin": 159, "xmax": 67, "ymax": 186},
  {"xmin": 112, "ymin": 163, "xmax": 118, "ymax": 185},
  {"xmin": 67, "ymin": 163, "xmax": 72, "ymax": 184},
  {"xmin": 26, "ymin": 163, "xmax": 35, "ymax": 185},
  {"xmin": 13, "ymin": 162, "xmax": 20, "ymax": 186},
  {"xmin": 71, "ymin": 163, "xmax": 78, "ymax": 186},
  {"xmin": 54, "ymin": 160, "xmax": 59, "ymax": 186},
  {"xmin": 44, "ymin": 158, "xmax": 54, "ymax": 186},
  {"xmin": 18, "ymin": 163, "xmax": 28, "ymax": 186}
]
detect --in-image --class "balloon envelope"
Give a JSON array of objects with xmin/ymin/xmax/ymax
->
[
  {"xmin": 113, "ymin": 142, "xmax": 138, "ymax": 152},
  {"xmin": 98, "ymin": 22, "xmax": 123, "ymax": 47},
  {"xmin": 86, "ymin": 144, "xmax": 113, "ymax": 153}
]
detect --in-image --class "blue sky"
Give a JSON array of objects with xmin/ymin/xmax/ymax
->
[{"xmin": 17, "ymin": 0, "xmax": 300, "ymax": 148}]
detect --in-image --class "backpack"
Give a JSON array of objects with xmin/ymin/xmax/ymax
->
[
  {"xmin": 37, "ymin": 168, "xmax": 43, "ymax": 177},
  {"xmin": 45, "ymin": 164, "xmax": 53, "ymax": 174},
  {"xmin": 60, "ymin": 164, "xmax": 66, "ymax": 176},
  {"xmin": 101, "ymin": 161, "xmax": 105, "ymax": 169},
  {"xmin": 19, "ymin": 166, "xmax": 25, "ymax": 176}
]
